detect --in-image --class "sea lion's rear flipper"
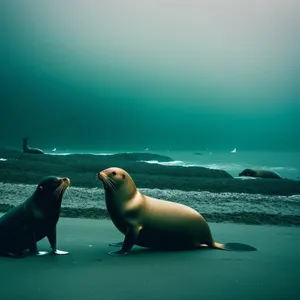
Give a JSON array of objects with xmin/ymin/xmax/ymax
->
[{"xmin": 213, "ymin": 242, "xmax": 257, "ymax": 251}]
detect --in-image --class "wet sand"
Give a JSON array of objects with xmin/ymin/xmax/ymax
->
[{"xmin": 0, "ymin": 215, "xmax": 299, "ymax": 300}]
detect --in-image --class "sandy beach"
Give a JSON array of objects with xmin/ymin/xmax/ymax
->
[{"xmin": 0, "ymin": 215, "xmax": 299, "ymax": 300}]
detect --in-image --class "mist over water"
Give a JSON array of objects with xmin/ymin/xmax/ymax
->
[{"xmin": 1, "ymin": 0, "xmax": 300, "ymax": 151}]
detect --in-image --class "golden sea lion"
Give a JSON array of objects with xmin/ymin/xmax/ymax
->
[{"xmin": 98, "ymin": 167, "xmax": 257, "ymax": 256}]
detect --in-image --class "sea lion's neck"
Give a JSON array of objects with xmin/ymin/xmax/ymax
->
[
  {"xmin": 105, "ymin": 189, "xmax": 142, "ymax": 233},
  {"xmin": 105, "ymin": 188, "xmax": 136, "ymax": 204},
  {"xmin": 105, "ymin": 188, "xmax": 140, "ymax": 214},
  {"xmin": 31, "ymin": 192, "xmax": 62, "ymax": 221}
]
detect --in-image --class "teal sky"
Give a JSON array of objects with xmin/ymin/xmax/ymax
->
[{"xmin": 1, "ymin": 0, "xmax": 299, "ymax": 151}]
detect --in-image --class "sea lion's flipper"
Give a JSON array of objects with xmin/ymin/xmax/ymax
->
[
  {"xmin": 47, "ymin": 226, "xmax": 69, "ymax": 255},
  {"xmin": 109, "ymin": 242, "xmax": 123, "ymax": 247},
  {"xmin": 28, "ymin": 231, "xmax": 39, "ymax": 254},
  {"xmin": 212, "ymin": 242, "xmax": 257, "ymax": 251},
  {"xmin": 53, "ymin": 249, "xmax": 69, "ymax": 255},
  {"xmin": 109, "ymin": 226, "xmax": 140, "ymax": 256},
  {"xmin": 35, "ymin": 251, "xmax": 51, "ymax": 256},
  {"xmin": 47, "ymin": 226, "xmax": 57, "ymax": 251},
  {"xmin": 28, "ymin": 234, "xmax": 49, "ymax": 256}
]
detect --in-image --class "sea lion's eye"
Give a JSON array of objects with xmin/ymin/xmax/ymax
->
[
  {"xmin": 122, "ymin": 174, "xmax": 126, "ymax": 179},
  {"xmin": 112, "ymin": 172, "xmax": 116, "ymax": 176}
]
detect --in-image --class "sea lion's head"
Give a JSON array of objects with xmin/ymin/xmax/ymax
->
[
  {"xmin": 239, "ymin": 169, "xmax": 256, "ymax": 177},
  {"xmin": 35, "ymin": 176, "xmax": 70, "ymax": 204},
  {"xmin": 98, "ymin": 167, "xmax": 137, "ymax": 200}
]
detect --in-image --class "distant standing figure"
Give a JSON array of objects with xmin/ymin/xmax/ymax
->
[
  {"xmin": 239, "ymin": 168, "xmax": 282, "ymax": 179},
  {"xmin": 22, "ymin": 137, "xmax": 44, "ymax": 154}
]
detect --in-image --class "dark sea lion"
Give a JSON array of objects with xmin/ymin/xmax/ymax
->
[
  {"xmin": 97, "ymin": 167, "xmax": 257, "ymax": 256},
  {"xmin": 22, "ymin": 137, "xmax": 44, "ymax": 154},
  {"xmin": 239, "ymin": 168, "xmax": 282, "ymax": 179},
  {"xmin": 0, "ymin": 176, "xmax": 70, "ymax": 258}
]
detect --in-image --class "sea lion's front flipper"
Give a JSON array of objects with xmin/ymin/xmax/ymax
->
[
  {"xmin": 53, "ymin": 249, "xmax": 69, "ymax": 255},
  {"xmin": 47, "ymin": 227, "xmax": 69, "ymax": 255},
  {"xmin": 47, "ymin": 226, "xmax": 69, "ymax": 255},
  {"xmin": 28, "ymin": 232, "xmax": 38, "ymax": 254},
  {"xmin": 109, "ymin": 242, "xmax": 123, "ymax": 247},
  {"xmin": 109, "ymin": 226, "xmax": 140, "ymax": 256},
  {"xmin": 36, "ymin": 251, "xmax": 51, "ymax": 256},
  {"xmin": 28, "ymin": 232, "xmax": 50, "ymax": 256}
]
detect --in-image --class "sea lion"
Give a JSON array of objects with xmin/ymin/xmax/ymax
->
[
  {"xmin": 97, "ymin": 167, "xmax": 257, "ymax": 256},
  {"xmin": 239, "ymin": 168, "xmax": 282, "ymax": 179},
  {"xmin": 0, "ymin": 176, "xmax": 70, "ymax": 258},
  {"xmin": 22, "ymin": 137, "xmax": 44, "ymax": 154}
]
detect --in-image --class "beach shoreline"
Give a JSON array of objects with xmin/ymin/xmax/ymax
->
[
  {"xmin": 1, "ymin": 148, "xmax": 299, "ymax": 195},
  {"xmin": 0, "ymin": 148, "xmax": 299, "ymax": 226}
]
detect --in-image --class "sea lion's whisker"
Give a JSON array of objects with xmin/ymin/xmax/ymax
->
[
  {"xmin": 107, "ymin": 178, "xmax": 116, "ymax": 192},
  {"xmin": 107, "ymin": 177, "xmax": 116, "ymax": 187},
  {"xmin": 53, "ymin": 188, "xmax": 61, "ymax": 197},
  {"xmin": 103, "ymin": 180, "xmax": 109, "ymax": 189},
  {"xmin": 53, "ymin": 185, "xmax": 64, "ymax": 197},
  {"xmin": 106, "ymin": 179, "xmax": 116, "ymax": 193},
  {"xmin": 106, "ymin": 180, "xmax": 114, "ymax": 191}
]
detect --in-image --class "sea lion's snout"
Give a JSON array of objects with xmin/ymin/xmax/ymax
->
[
  {"xmin": 98, "ymin": 172, "xmax": 106, "ymax": 181},
  {"xmin": 63, "ymin": 177, "xmax": 70, "ymax": 185},
  {"xmin": 58, "ymin": 177, "xmax": 70, "ymax": 188},
  {"xmin": 98, "ymin": 172, "xmax": 110, "ymax": 190}
]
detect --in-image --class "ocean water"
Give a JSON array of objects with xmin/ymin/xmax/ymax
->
[
  {"xmin": 150, "ymin": 150, "xmax": 300, "ymax": 180},
  {"xmin": 45, "ymin": 149, "xmax": 300, "ymax": 181}
]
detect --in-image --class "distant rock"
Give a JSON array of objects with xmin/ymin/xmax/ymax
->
[{"xmin": 194, "ymin": 152, "xmax": 204, "ymax": 156}]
